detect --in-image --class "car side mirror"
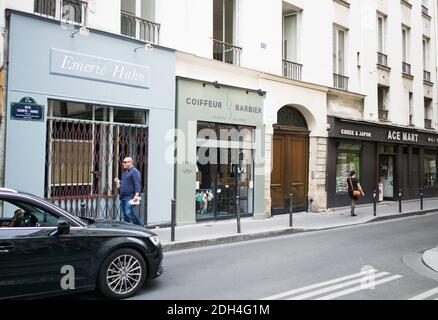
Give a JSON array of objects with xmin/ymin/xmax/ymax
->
[{"xmin": 51, "ymin": 218, "xmax": 70, "ymax": 236}]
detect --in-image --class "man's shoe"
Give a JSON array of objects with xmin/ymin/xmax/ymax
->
[{"xmin": 351, "ymin": 214, "xmax": 357, "ymax": 217}]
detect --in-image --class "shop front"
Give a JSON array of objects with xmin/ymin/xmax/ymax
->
[
  {"xmin": 327, "ymin": 117, "xmax": 438, "ymax": 207},
  {"xmin": 3, "ymin": 11, "xmax": 175, "ymax": 225},
  {"xmin": 176, "ymin": 78, "xmax": 265, "ymax": 224}
]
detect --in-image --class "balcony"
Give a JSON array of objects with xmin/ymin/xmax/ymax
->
[
  {"xmin": 402, "ymin": 62, "xmax": 412, "ymax": 76},
  {"xmin": 377, "ymin": 52, "xmax": 388, "ymax": 67},
  {"xmin": 34, "ymin": 0, "xmax": 87, "ymax": 25},
  {"xmin": 378, "ymin": 109, "xmax": 389, "ymax": 121},
  {"xmin": 121, "ymin": 11, "xmax": 160, "ymax": 45},
  {"xmin": 283, "ymin": 60, "xmax": 302, "ymax": 81},
  {"xmin": 333, "ymin": 73, "xmax": 349, "ymax": 91},
  {"xmin": 213, "ymin": 40, "xmax": 242, "ymax": 66},
  {"xmin": 422, "ymin": 5, "xmax": 429, "ymax": 15},
  {"xmin": 424, "ymin": 70, "xmax": 432, "ymax": 82},
  {"xmin": 425, "ymin": 119, "xmax": 433, "ymax": 129}
]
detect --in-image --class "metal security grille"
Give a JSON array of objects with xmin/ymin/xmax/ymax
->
[{"xmin": 45, "ymin": 118, "xmax": 148, "ymax": 221}]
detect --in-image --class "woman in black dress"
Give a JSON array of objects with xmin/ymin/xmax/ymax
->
[{"xmin": 347, "ymin": 170, "xmax": 364, "ymax": 216}]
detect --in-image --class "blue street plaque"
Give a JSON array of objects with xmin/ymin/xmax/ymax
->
[{"xmin": 11, "ymin": 97, "xmax": 44, "ymax": 121}]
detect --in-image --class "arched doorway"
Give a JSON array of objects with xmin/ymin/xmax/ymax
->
[{"xmin": 271, "ymin": 106, "xmax": 309, "ymax": 214}]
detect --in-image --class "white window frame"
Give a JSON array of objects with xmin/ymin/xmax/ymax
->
[
  {"xmin": 402, "ymin": 26, "xmax": 410, "ymax": 63},
  {"xmin": 423, "ymin": 37, "xmax": 430, "ymax": 71},
  {"xmin": 333, "ymin": 26, "xmax": 347, "ymax": 76},
  {"xmin": 283, "ymin": 13, "xmax": 301, "ymax": 63},
  {"xmin": 377, "ymin": 14, "xmax": 386, "ymax": 54}
]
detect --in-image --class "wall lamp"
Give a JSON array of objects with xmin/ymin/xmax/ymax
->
[
  {"xmin": 203, "ymin": 81, "xmax": 221, "ymax": 89},
  {"xmin": 245, "ymin": 89, "xmax": 266, "ymax": 96},
  {"xmin": 134, "ymin": 43, "xmax": 154, "ymax": 52},
  {"xmin": 71, "ymin": 26, "xmax": 89, "ymax": 38}
]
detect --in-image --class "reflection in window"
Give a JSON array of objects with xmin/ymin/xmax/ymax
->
[
  {"xmin": 336, "ymin": 151, "xmax": 360, "ymax": 193},
  {"xmin": 424, "ymin": 157, "xmax": 437, "ymax": 186}
]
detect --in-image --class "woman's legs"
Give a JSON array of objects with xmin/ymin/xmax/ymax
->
[{"xmin": 351, "ymin": 199, "xmax": 357, "ymax": 216}]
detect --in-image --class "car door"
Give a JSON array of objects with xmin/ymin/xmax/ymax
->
[{"xmin": 0, "ymin": 195, "xmax": 95, "ymax": 299}]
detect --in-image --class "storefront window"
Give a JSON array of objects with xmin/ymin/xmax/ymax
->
[
  {"xmin": 424, "ymin": 157, "xmax": 437, "ymax": 187},
  {"xmin": 336, "ymin": 145, "xmax": 361, "ymax": 193},
  {"xmin": 195, "ymin": 147, "xmax": 254, "ymax": 220}
]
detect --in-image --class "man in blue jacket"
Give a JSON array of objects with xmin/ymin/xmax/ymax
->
[{"xmin": 115, "ymin": 157, "xmax": 142, "ymax": 225}]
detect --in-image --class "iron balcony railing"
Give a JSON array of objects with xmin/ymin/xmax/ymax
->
[
  {"xmin": 424, "ymin": 70, "xmax": 432, "ymax": 82},
  {"xmin": 425, "ymin": 119, "xmax": 433, "ymax": 128},
  {"xmin": 402, "ymin": 62, "xmax": 412, "ymax": 76},
  {"xmin": 283, "ymin": 60, "xmax": 302, "ymax": 81},
  {"xmin": 378, "ymin": 109, "xmax": 389, "ymax": 121},
  {"xmin": 121, "ymin": 11, "xmax": 160, "ymax": 45},
  {"xmin": 409, "ymin": 115, "xmax": 414, "ymax": 126},
  {"xmin": 213, "ymin": 39, "xmax": 242, "ymax": 66},
  {"xmin": 333, "ymin": 73, "xmax": 349, "ymax": 91},
  {"xmin": 34, "ymin": 0, "xmax": 87, "ymax": 25},
  {"xmin": 377, "ymin": 52, "xmax": 388, "ymax": 67},
  {"xmin": 422, "ymin": 5, "xmax": 429, "ymax": 15}
]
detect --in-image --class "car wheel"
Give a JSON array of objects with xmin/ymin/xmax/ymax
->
[{"xmin": 98, "ymin": 248, "xmax": 147, "ymax": 299}]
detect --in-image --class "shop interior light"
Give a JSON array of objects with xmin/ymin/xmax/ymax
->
[{"xmin": 71, "ymin": 26, "xmax": 89, "ymax": 38}]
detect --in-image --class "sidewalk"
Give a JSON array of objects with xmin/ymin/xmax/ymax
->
[
  {"xmin": 152, "ymin": 197, "xmax": 438, "ymax": 252},
  {"xmin": 423, "ymin": 247, "xmax": 438, "ymax": 273}
]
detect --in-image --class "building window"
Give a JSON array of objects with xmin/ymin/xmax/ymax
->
[
  {"xmin": 121, "ymin": 0, "xmax": 160, "ymax": 44},
  {"xmin": 282, "ymin": 8, "xmax": 302, "ymax": 80},
  {"xmin": 333, "ymin": 26, "xmax": 346, "ymax": 75},
  {"xmin": 212, "ymin": 0, "xmax": 241, "ymax": 65},
  {"xmin": 378, "ymin": 85, "xmax": 390, "ymax": 121},
  {"xmin": 424, "ymin": 156, "xmax": 437, "ymax": 187},
  {"xmin": 46, "ymin": 100, "xmax": 148, "ymax": 219},
  {"xmin": 195, "ymin": 122, "xmax": 255, "ymax": 220},
  {"xmin": 377, "ymin": 14, "xmax": 388, "ymax": 66},
  {"xmin": 424, "ymin": 97, "xmax": 433, "ymax": 128},
  {"xmin": 402, "ymin": 26, "xmax": 410, "ymax": 66},
  {"xmin": 335, "ymin": 144, "xmax": 361, "ymax": 194},
  {"xmin": 34, "ymin": 0, "xmax": 86, "ymax": 25}
]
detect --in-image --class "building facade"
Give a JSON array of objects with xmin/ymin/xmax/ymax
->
[{"xmin": 0, "ymin": 0, "xmax": 437, "ymax": 224}]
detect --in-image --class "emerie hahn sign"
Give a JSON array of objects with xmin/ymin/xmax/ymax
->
[{"xmin": 50, "ymin": 48, "xmax": 150, "ymax": 88}]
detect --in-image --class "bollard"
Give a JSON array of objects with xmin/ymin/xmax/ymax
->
[
  {"xmin": 171, "ymin": 199, "xmax": 176, "ymax": 242},
  {"xmin": 420, "ymin": 188, "xmax": 424, "ymax": 210},
  {"xmin": 398, "ymin": 188, "xmax": 402, "ymax": 213},
  {"xmin": 289, "ymin": 194, "xmax": 293, "ymax": 227},
  {"xmin": 236, "ymin": 196, "xmax": 241, "ymax": 234},
  {"xmin": 373, "ymin": 189, "xmax": 377, "ymax": 217},
  {"xmin": 80, "ymin": 202, "xmax": 86, "ymax": 217}
]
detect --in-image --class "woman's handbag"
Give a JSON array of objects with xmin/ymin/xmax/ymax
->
[{"xmin": 349, "ymin": 177, "xmax": 361, "ymax": 197}]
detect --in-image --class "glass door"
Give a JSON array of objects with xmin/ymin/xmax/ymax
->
[{"xmin": 379, "ymin": 155, "xmax": 395, "ymax": 199}]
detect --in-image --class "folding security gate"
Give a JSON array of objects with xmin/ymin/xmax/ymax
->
[{"xmin": 45, "ymin": 118, "xmax": 148, "ymax": 221}]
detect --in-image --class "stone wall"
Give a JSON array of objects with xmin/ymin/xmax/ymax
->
[{"xmin": 308, "ymin": 136, "xmax": 328, "ymax": 212}]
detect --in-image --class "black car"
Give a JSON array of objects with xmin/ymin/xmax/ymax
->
[{"xmin": 0, "ymin": 188, "xmax": 163, "ymax": 299}]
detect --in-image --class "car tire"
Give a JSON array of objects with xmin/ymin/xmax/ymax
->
[{"xmin": 97, "ymin": 248, "xmax": 147, "ymax": 299}]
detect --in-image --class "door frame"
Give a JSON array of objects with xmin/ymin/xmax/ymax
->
[{"xmin": 271, "ymin": 125, "xmax": 309, "ymax": 215}]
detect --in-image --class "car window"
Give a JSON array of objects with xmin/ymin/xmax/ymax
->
[{"xmin": 0, "ymin": 198, "xmax": 60, "ymax": 228}]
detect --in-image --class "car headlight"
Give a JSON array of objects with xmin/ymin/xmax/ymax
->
[{"xmin": 149, "ymin": 236, "xmax": 161, "ymax": 247}]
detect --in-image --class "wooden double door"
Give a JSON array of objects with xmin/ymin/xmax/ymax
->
[{"xmin": 271, "ymin": 129, "xmax": 309, "ymax": 214}]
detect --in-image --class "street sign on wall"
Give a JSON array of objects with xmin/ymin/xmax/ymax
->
[{"xmin": 10, "ymin": 97, "xmax": 44, "ymax": 121}]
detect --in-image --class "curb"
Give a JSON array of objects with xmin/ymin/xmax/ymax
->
[
  {"xmin": 162, "ymin": 228, "xmax": 309, "ymax": 252},
  {"xmin": 422, "ymin": 248, "xmax": 438, "ymax": 273},
  {"xmin": 161, "ymin": 209, "xmax": 438, "ymax": 252}
]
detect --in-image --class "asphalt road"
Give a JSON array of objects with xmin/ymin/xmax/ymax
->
[{"xmin": 72, "ymin": 212, "xmax": 438, "ymax": 300}]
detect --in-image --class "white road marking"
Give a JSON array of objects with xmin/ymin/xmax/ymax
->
[
  {"xmin": 287, "ymin": 272, "xmax": 391, "ymax": 300},
  {"xmin": 315, "ymin": 275, "xmax": 403, "ymax": 300},
  {"xmin": 261, "ymin": 269, "xmax": 378, "ymax": 300},
  {"xmin": 408, "ymin": 287, "xmax": 438, "ymax": 300}
]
